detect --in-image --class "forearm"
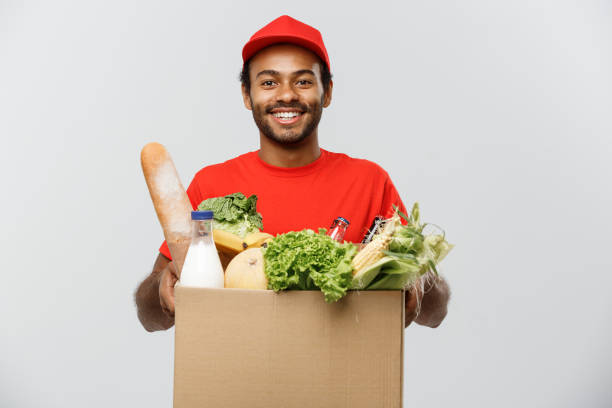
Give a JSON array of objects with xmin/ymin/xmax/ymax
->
[
  {"xmin": 414, "ymin": 273, "xmax": 450, "ymax": 328},
  {"xmin": 134, "ymin": 268, "xmax": 175, "ymax": 332}
]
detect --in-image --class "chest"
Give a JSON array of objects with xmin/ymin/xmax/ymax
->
[{"xmin": 200, "ymin": 169, "xmax": 386, "ymax": 243}]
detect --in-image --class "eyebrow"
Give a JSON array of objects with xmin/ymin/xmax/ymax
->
[
  {"xmin": 255, "ymin": 69, "xmax": 316, "ymax": 79},
  {"xmin": 292, "ymin": 69, "xmax": 316, "ymax": 77}
]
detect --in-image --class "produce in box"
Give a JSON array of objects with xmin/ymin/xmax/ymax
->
[
  {"xmin": 351, "ymin": 203, "xmax": 453, "ymax": 291},
  {"xmin": 222, "ymin": 199, "xmax": 453, "ymax": 304},
  {"xmin": 197, "ymin": 193, "xmax": 273, "ymax": 258}
]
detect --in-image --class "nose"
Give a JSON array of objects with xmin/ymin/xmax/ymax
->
[{"xmin": 276, "ymin": 81, "xmax": 299, "ymax": 103}]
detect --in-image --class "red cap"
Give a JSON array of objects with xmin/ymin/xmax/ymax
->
[{"xmin": 242, "ymin": 15, "xmax": 331, "ymax": 71}]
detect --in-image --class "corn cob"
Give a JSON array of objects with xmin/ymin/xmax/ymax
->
[{"xmin": 351, "ymin": 214, "xmax": 400, "ymax": 276}]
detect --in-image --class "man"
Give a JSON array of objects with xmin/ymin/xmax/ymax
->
[{"xmin": 135, "ymin": 15, "xmax": 450, "ymax": 332}]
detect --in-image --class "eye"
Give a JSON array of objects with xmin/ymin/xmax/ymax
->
[
  {"xmin": 297, "ymin": 79, "xmax": 313, "ymax": 86},
  {"xmin": 261, "ymin": 80, "xmax": 276, "ymax": 87}
]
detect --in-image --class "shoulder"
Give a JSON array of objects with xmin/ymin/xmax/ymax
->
[
  {"xmin": 187, "ymin": 151, "xmax": 255, "ymax": 198},
  {"xmin": 192, "ymin": 151, "xmax": 256, "ymax": 179},
  {"xmin": 325, "ymin": 150, "xmax": 390, "ymax": 179}
]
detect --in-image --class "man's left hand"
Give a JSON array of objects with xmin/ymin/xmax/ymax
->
[{"xmin": 404, "ymin": 283, "xmax": 423, "ymax": 327}]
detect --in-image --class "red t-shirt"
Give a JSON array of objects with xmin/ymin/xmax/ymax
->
[{"xmin": 159, "ymin": 149, "xmax": 406, "ymax": 259}]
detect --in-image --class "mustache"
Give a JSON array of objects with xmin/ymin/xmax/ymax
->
[{"xmin": 265, "ymin": 102, "xmax": 309, "ymax": 113}]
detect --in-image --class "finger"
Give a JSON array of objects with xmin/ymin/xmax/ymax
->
[
  {"xmin": 159, "ymin": 270, "xmax": 176, "ymax": 317},
  {"xmin": 167, "ymin": 261, "xmax": 179, "ymax": 278},
  {"xmin": 160, "ymin": 293, "xmax": 175, "ymax": 318},
  {"xmin": 405, "ymin": 290, "xmax": 418, "ymax": 314},
  {"xmin": 404, "ymin": 286, "xmax": 421, "ymax": 325},
  {"xmin": 161, "ymin": 302, "xmax": 175, "ymax": 318},
  {"xmin": 162, "ymin": 270, "xmax": 177, "ymax": 294}
]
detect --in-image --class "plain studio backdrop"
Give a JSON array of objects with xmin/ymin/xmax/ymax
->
[{"xmin": 1, "ymin": 0, "xmax": 611, "ymax": 407}]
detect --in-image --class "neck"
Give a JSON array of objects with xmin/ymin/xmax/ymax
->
[{"xmin": 258, "ymin": 130, "xmax": 321, "ymax": 167}]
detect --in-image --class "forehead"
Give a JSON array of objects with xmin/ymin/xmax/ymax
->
[{"xmin": 248, "ymin": 44, "xmax": 323, "ymax": 77}]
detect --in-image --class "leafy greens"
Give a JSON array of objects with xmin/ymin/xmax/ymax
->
[
  {"xmin": 197, "ymin": 192, "xmax": 263, "ymax": 238},
  {"xmin": 387, "ymin": 203, "xmax": 453, "ymax": 274},
  {"xmin": 351, "ymin": 203, "xmax": 453, "ymax": 290},
  {"xmin": 263, "ymin": 229, "xmax": 357, "ymax": 303}
]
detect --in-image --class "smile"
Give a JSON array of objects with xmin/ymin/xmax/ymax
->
[{"xmin": 270, "ymin": 110, "xmax": 303, "ymax": 125}]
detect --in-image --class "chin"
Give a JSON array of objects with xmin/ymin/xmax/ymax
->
[{"xmin": 265, "ymin": 132, "xmax": 309, "ymax": 145}]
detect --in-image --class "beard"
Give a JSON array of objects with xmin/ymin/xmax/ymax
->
[{"xmin": 250, "ymin": 97, "xmax": 323, "ymax": 145}]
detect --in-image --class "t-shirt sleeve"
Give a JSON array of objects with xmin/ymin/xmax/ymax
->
[
  {"xmin": 158, "ymin": 176, "xmax": 203, "ymax": 260},
  {"xmin": 380, "ymin": 173, "xmax": 408, "ymax": 222}
]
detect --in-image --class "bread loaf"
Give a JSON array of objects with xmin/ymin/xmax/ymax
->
[{"xmin": 141, "ymin": 142, "xmax": 192, "ymax": 275}]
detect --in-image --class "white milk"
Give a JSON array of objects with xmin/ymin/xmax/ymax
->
[{"xmin": 179, "ymin": 212, "xmax": 225, "ymax": 288}]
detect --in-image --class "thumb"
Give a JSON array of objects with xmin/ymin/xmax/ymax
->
[{"xmin": 167, "ymin": 261, "xmax": 179, "ymax": 280}]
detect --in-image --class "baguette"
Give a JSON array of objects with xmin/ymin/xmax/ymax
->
[{"xmin": 141, "ymin": 142, "xmax": 192, "ymax": 275}]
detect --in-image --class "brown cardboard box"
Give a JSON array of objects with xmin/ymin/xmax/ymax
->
[{"xmin": 174, "ymin": 286, "xmax": 405, "ymax": 408}]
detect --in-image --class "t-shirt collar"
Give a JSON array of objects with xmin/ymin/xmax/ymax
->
[{"xmin": 254, "ymin": 148, "xmax": 329, "ymax": 177}]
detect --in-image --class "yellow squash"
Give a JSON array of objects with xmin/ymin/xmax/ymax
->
[{"xmin": 224, "ymin": 248, "xmax": 268, "ymax": 290}]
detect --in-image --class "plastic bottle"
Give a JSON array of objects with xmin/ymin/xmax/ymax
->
[
  {"xmin": 327, "ymin": 217, "xmax": 350, "ymax": 242},
  {"xmin": 179, "ymin": 211, "xmax": 225, "ymax": 288}
]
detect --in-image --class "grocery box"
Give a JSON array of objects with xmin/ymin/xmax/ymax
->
[{"xmin": 173, "ymin": 286, "xmax": 405, "ymax": 408}]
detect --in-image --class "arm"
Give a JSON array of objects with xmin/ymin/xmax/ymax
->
[
  {"xmin": 405, "ymin": 273, "xmax": 450, "ymax": 328},
  {"xmin": 134, "ymin": 253, "xmax": 178, "ymax": 332}
]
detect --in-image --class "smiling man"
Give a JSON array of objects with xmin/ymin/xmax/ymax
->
[{"xmin": 135, "ymin": 15, "xmax": 450, "ymax": 332}]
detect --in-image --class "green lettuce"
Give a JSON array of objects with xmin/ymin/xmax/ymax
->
[
  {"xmin": 263, "ymin": 229, "xmax": 357, "ymax": 303},
  {"xmin": 197, "ymin": 192, "xmax": 263, "ymax": 238}
]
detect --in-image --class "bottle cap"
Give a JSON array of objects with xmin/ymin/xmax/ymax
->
[
  {"xmin": 337, "ymin": 217, "xmax": 350, "ymax": 225},
  {"xmin": 191, "ymin": 211, "xmax": 214, "ymax": 220}
]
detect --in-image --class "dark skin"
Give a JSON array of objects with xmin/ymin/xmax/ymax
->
[
  {"xmin": 135, "ymin": 254, "xmax": 175, "ymax": 332},
  {"xmin": 135, "ymin": 252, "xmax": 449, "ymax": 331},
  {"xmin": 242, "ymin": 44, "xmax": 330, "ymax": 167},
  {"xmin": 134, "ymin": 44, "xmax": 450, "ymax": 331}
]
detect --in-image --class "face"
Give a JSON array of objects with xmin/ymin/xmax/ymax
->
[{"xmin": 242, "ymin": 44, "xmax": 332, "ymax": 145}]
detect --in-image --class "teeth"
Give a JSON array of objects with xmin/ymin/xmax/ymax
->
[{"xmin": 273, "ymin": 112, "xmax": 301, "ymax": 119}]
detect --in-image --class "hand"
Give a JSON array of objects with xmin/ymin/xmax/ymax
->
[
  {"xmin": 414, "ymin": 274, "xmax": 450, "ymax": 328},
  {"xmin": 159, "ymin": 261, "xmax": 179, "ymax": 318},
  {"xmin": 404, "ymin": 282, "xmax": 423, "ymax": 327}
]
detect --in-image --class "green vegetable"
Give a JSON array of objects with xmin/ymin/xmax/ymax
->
[
  {"xmin": 263, "ymin": 229, "xmax": 357, "ymax": 303},
  {"xmin": 366, "ymin": 269, "xmax": 415, "ymax": 290},
  {"xmin": 387, "ymin": 202, "xmax": 453, "ymax": 282},
  {"xmin": 197, "ymin": 192, "xmax": 263, "ymax": 238},
  {"xmin": 351, "ymin": 256, "xmax": 398, "ymax": 289},
  {"xmin": 351, "ymin": 256, "xmax": 421, "ymax": 290},
  {"xmin": 355, "ymin": 202, "xmax": 453, "ymax": 290}
]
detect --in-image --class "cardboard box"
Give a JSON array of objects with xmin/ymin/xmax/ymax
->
[{"xmin": 174, "ymin": 286, "xmax": 405, "ymax": 408}]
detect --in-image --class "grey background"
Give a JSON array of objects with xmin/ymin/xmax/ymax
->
[{"xmin": 1, "ymin": 0, "xmax": 611, "ymax": 407}]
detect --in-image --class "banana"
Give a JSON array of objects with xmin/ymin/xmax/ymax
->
[
  {"xmin": 213, "ymin": 229, "xmax": 247, "ymax": 256},
  {"xmin": 244, "ymin": 231, "xmax": 275, "ymax": 248},
  {"xmin": 261, "ymin": 237, "xmax": 273, "ymax": 248}
]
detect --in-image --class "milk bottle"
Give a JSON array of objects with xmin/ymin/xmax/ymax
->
[{"xmin": 179, "ymin": 211, "xmax": 225, "ymax": 288}]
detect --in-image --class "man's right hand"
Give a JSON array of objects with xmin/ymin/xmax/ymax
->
[{"xmin": 159, "ymin": 261, "xmax": 179, "ymax": 318}]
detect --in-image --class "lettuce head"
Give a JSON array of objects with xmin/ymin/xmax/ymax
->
[
  {"xmin": 197, "ymin": 192, "xmax": 263, "ymax": 238},
  {"xmin": 263, "ymin": 229, "xmax": 357, "ymax": 303}
]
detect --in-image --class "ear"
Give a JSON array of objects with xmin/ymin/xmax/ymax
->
[
  {"xmin": 241, "ymin": 84, "xmax": 252, "ymax": 110},
  {"xmin": 323, "ymin": 79, "xmax": 333, "ymax": 108}
]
